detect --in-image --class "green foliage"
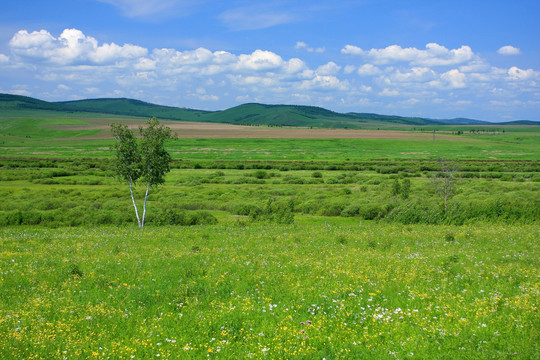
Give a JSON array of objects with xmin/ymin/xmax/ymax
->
[
  {"xmin": 249, "ymin": 199, "xmax": 295, "ymax": 224},
  {"xmin": 401, "ymin": 178, "xmax": 411, "ymax": 199},
  {"xmin": 110, "ymin": 122, "xmax": 142, "ymax": 184},
  {"xmin": 0, "ymin": 157, "xmax": 539, "ymax": 227},
  {"xmin": 110, "ymin": 118, "xmax": 176, "ymax": 228},
  {"xmin": 149, "ymin": 209, "xmax": 218, "ymax": 226},
  {"xmin": 138, "ymin": 117, "xmax": 175, "ymax": 187}
]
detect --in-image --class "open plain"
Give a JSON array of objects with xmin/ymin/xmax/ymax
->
[{"xmin": 0, "ymin": 111, "xmax": 539, "ymax": 359}]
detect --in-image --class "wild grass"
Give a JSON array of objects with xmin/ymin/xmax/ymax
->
[
  {"xmin": 0, "ymin": 115, "xmax": 539, "ymax": 358},
  {"xmin": 1, "ymin": 222, "xmax": 538, "ymax": 359},
  {"xmin": 1, "ymin": 158, "xmax": 538, "ymax": 227}
]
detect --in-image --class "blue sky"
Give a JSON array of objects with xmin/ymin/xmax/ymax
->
[{"xmin": 1, "ymin": 0, "xmax": 539, "ymax": 122}]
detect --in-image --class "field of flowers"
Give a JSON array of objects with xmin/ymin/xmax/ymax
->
[{"xmin": 1, "ymin": 221, "xmax": 538, "ymax": 359}]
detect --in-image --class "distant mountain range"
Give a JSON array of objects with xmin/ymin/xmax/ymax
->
[{"xmin": 1, "ymin": 93, "xmax": 538, "ymax": 127}]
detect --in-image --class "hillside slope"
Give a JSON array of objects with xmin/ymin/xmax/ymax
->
[{"xmin": 1, "ymin": 93, "xmax": 537, "ymax": 127}]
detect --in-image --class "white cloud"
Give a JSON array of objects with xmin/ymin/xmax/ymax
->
[
  {"xmin": 400, "ymin": 98, "xmax": 420, "ymax": 105},
  {"xmin": 440, "ymin": 69, "xmax": 466, "ymax": 88},
  {"xmin": 507, "ymin": 66, "xmax": 538, "ymax": 81},
  {"xmin": 236, "ymin": 50, "xmax": 284, "ymax": 72},
  {"xmin": 299, "ymin": 75, "xmax": 348, "ymax": 91},
  {"xmin": 284, "ymin": 58, "xmax": 307, "ymax": 74},
  {"xmin": 342, "ymin": 43, "xmax": 475, "ymax": 66},
  {"xmin": 391, "ymin": 67, "xmax": 436, "ymax": 82},
  {"xmin": 295, "ymin": 41, "xmax": 325, "ymax": 53},
  {"xmin": 9, "ymin": 29, "xmax": 147, "ymax": 65},
  {"xmin": 357, "ymin": 64, "xmax": 381, "ymax": 76},
  {"xmin": 4, "ymin": 27, "xmax": 539, "ymax": 120},
  {"xmin": 134, "ymin": 57, "xmax": 157, "ymax": 70},
  {"xmin": 316, "ymin": 62, "xmax": 340, "ymax": 76},
  {"xmin": 379, "ymin": 88, "xmax": 399, "ymax": 96},
  {"xmin": 227, "ymin": 74, "xmax": 278, "ymax": 87},
  {"xmin": 497, "ymin": 45, "xmax": 521, "ymax": 56},
  {"xmin": 343, "ymin": 65, "xmax": 355, "ymax": 74},
  {"xmin": 292, "ymin": 93, "xmax": 311, "ymax": 102},
  {"xmin": 9, "ymin": 89, "xmax": 31, "ymax": 96},
  {"xmin": 341, "ymin": 45, "xmax": 363, "ymax": 55}
]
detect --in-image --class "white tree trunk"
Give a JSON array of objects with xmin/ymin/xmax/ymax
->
[
  {"xmin": 129, "ymin": 180, "xmax": 142, "ymax": 228},
  {"xmin": 141, "ymin": 182, "xmax": 150, "ymax": 228}
]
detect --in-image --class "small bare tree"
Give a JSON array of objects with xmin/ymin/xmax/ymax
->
[
  {"xmin": 431, "ymin": 159, "xmax": 458, "ymax": 212},
  {"xmin": 110, "ymin": 118, "xmax": 176, "ymax": 228}
]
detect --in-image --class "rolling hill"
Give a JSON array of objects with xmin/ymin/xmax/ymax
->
[{"xmin": 1, "ymin": 93, "xmax": 537, "ymax": 127}]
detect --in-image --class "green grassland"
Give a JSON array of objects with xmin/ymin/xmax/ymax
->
[
  {"xmin": 0, "ymin": 106, "xmax": 539, "ymax": 358},
  {"xmin": 1, "ymin": 223, "xmax": 538, "ymax": 359},
  {"xmin": 1, "ymin": 117, "xmax": 539, "ymax": 160}
]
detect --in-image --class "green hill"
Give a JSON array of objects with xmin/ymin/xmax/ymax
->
[
  {"xmin": 58, "ymin": 98, "xmax": 210, "ymax": 121},
  {"xmin": 1, "ymin": 93, "xmax": 537, "ymax": 127},
  {"xmin": 202, "ymin": 103, "xmax": 365, "ymax": 128}
]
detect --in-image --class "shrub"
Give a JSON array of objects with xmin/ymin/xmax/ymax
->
[
  {"xmin": 149, "ymin": 209, "xmax": 218, "ymax": 226},
  {"xmin": 252, "ymin": 170, "xmax": 269, "ymax": 179},
  {"xmin": 341, "ymin": 204, "xmax": 360, "ymax": 217},
  {"xmin": 319, "ymin": 201, "xmax": 347, "ymax": 217},
  {"xmin": 358, "ymin": 204, "xmax": 386, "ymax": 220},
  {"xmin": 250, "ymin": 199, "xmax": 295, "ymax": 224},
  {"xmin": 232, "ymin": 203, "xmax": 262, "ymax": 216},
  {"xmin": 20, "ymin": 211, "xmax": 42, "ymax": 225},
  {"xmin": 297, "ymin": 200, "xmax": 320, "ymax": 215},
  {"xmin": 386, "ymin": 200, "xmax": 442, "ymax": 224}
]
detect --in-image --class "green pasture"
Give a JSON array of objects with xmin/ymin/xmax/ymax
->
[
  {"xmin": 1, "ymin": 115, "xmax": 539, "ymax": 160},
  {"xmin": 1, "ymin": 223, "xmax": 538, "ymax": 359},
  {"xmin": 0, "ymin": 114, "xmax": 539, "ymax": 359}
]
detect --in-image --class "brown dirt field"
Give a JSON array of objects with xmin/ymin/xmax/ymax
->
[{"xmin": 48, "ymin": 118, "xmax": 472, "ymax": 140}]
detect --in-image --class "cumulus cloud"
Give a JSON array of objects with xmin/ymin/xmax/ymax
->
[
  {"xmin": 4, "ymin": 27, "xmax": 539, "ymax": 119},
  {"xmin": 391, "ymin": 67, "xmax": 436, "ymax": 83},
  {"xmin": 357, "ymin": 64, "xmax": 382, "ymax": 76},
  {"xmin": 342, "ymin": 43, "xmax": 475, "ymax": 66},
  {"xmin": 316, "ymin": 62, "xmax": 341, "ymax": 76},
  {"xmin": 236, "ymin": 50, "xmax": 284, "ymax": 71},
  {"xmin": 9, "ymin": 29, "xmax": 147, "ymax": 65},
  {"xmin": 144, "ymin": 47, "xmax": 306, "ymax": 77},
  {"xmin": 497, "ymin": 45, "xmax": 521, "ymax": 56},
  {"xmin": 299, "ymin": 75, "xmax": 348, "ymax": 91},
  {"xmin": 507, "ymin": 66, "xmax": 538, "ymax": 81},
  {"xmin": 440, "ymin": 69, "xmax": 467, "ymax": 88},
  {"xmin": 341, "ymin": 44, "xmax": 363, "ymax": 56}
]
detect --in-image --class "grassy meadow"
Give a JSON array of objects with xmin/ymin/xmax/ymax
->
[
  {"xmin": 0, "ymin": 112, "xmax": 539, "ymax": 359},
  {"xmin": 1, "ymin": 223, "xmax": 539, "ymax": 359}
]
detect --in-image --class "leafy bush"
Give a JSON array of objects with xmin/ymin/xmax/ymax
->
[
  {"xmin": 149, "ymin": 209, "xmax": 218, "ymax": 226},
  {"xmin": 232, "ymin": 203, "xmax": 262, "ymax": 216},
  {"xmin": 252, "ymin": 170, "xmax": 269, "ymax": 179},
  {"xmin": 318, "ymin": 201, "xmax": 347, "ymax": 217},
  {"xmin": 250, "ymin": 199, "xmax": 295, "ymax": 224}
]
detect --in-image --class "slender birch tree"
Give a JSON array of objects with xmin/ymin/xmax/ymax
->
[
  {"xmin": 110, "ymin": 118, "xmax": 175, "ymax": 228},
  {"xmin": 431, "ymin": 159, "xmax": 458, "ymax": 212}
]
